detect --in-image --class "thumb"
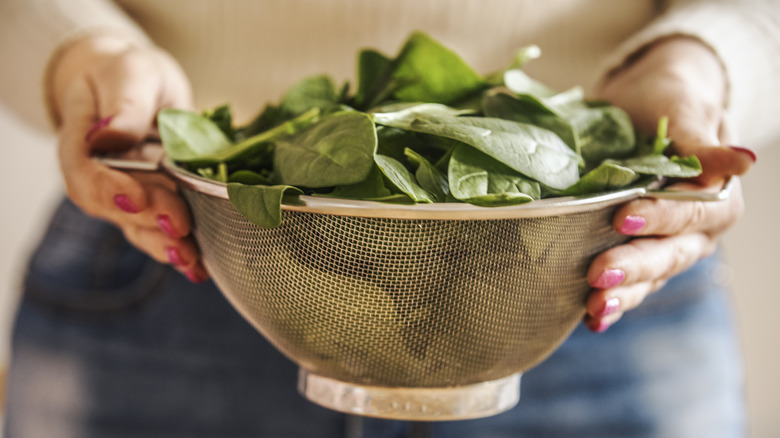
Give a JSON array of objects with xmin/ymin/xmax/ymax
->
[
  {"xmin": 87, "ymin": 49, "xmax": 166, "ymax": 153},
  {"xmin": 58, "ymin": 77, "xmax": 149, "ymax": 217},
  {"xmin": 668, "ymin": 114, "xmax": 755, "ymax": 185}
]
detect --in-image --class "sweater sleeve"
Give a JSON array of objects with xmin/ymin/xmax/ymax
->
[
  {"xmin": 0, "ymin": 0, "xmax": 152, "ymax": 130},
  {"xmin": 600, "ymin": 0, "xmax": 780, "ymax": 149}
]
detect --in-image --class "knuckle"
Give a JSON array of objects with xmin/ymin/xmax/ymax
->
[
  {"xmin": 669, "ymin": 242, "xmax": 691, "ymax": 275},
  {"xmin": 682, "ymin": 201, "xmax": 707, "ymax": 233}
]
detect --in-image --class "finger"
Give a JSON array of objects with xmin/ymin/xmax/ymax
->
[
  {"xmin": 586, "ymin": 279, "xmax": 668, "ymax": 319},
  {"xmin": 584, "ymin": 279, "xmax": 668, "ymax": 332},
  {"xmin": 122, "ymin": 225, "xmax": 200, "ymax": 271},
  {"xmin": 106, "ymin": 172, "xmax": 193, "ymax": 238},
  {"xmin": 672, "ymin": 141, "xmax": 755, "ymax": 185},
  {"xmin": 587, "ymin": 233, "xmax": 716, "ymax": 291},
  {"xmin": 584, "ymin": 312, "xmax": 623, "ymax": 333},
  {"xmin": 613, "ymin": 179, "xmax": 744, "ymax": 237},
  {"xmin": 58, "ymin": 78, "xmax": 149, "ymax": 218},
  {"xmin": 86, "ymin": 50, "xmax": 165, "ymax": 153},
  {"xmin": 175, "ymin": 262, "xmax": 210, "ymax": 284}
]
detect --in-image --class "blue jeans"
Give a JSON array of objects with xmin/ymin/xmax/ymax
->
[{"xmin": 4, "ymin": 199, "xmax": 745, "ymax": 437}]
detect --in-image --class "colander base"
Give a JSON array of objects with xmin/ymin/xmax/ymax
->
[{"xmin": 298, "ymin": 369, "xmax": 521, "ymax": 421}]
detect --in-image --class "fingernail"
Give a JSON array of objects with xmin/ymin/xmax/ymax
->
[
  {"xmin": 591, "ymin": 269, "xmax": 625, "ymax": 289},
  {"xmin": 587, "ymin": 319, "xmax": 612, "ymax": 333},
  {"xmin": 185, "ymin": 269, "xmax": 207, "ymax": 284},
  {"xmin": 157, "ymin": 215, "xmax": 179, "ymax": 238},
  {"xmin": 114, "ymin": 194, "xmax": 139, "ymax": 213},
  {"xmin": 85, "ymin": 116, "xmax": 114, "ymax": 142},
  {"xmin": 620, "ymin": 215, "xmax": 646, "ymax": 235},
  {"xmin": 166, "ymin": 246, "xmax": 186, "ymax": 267},
  {"xmin": 729, "ymin": 146, "xmax": 757, "ymax": 163},
  {"xmin": 594, "ymin": 297, "xmax": 621, "ymax": 318}
]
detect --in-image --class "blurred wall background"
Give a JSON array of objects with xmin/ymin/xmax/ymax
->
[{"xmin": 0, "ymin": 103, "xmax": 778, "ymax": 436}]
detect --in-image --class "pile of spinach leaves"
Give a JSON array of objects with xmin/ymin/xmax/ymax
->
[{"xmin": 159, "ymin": 32, "xmax": 701, "ymax": 229}]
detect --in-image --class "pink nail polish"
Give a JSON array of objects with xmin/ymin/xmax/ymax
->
[
  {"xmin": 166, "ymin": 246, "xmax": 186, "ymax": 267},
  {"xmin": 594, "ymin": 297, "xmax": 621, "ymax": 318},
  {"xmin": 729, "ymin": 146, "xmax": 757, "ymax": 163},
  {"xmin": 157, "ymin": 215, "xmax": 179, "ymax": 238},
  {"xmin": 591, "ymin": 269, "xmax": 625, "ymax": 289},
  {"xmin": 620, "ymin": 215, "xmax": 646, "ymax": 235},
  {"xmin": 85, "ymin": 116, "xmax": 114, "ymax": 142},
  {"xmin": 588, "ymin": 319, "xmax": 612, "ymax": 333},
  {"xmin": 185, "ymin": 269, "xmax": 207, "ymax": 284},
  {"xmin": 114, "ymin": 194, "xmax": 139, "ymax": 213}
]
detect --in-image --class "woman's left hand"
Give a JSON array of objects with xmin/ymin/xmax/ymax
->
[{"xmin": 584, "ymin": 37, "xmax": 756, "ymax": 332}]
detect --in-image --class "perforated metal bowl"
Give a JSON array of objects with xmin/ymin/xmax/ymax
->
[{"xmin": 102, "ymin": 150, "xmax": 732, "ymax": 421}]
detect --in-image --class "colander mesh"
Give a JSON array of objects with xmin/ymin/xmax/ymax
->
[{"xmin": 183, "ymin": 188, "xmax": 628, "ymax": 388}]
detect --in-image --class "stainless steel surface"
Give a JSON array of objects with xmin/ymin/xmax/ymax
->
[
  {"xmin": 183, "ymin": 185, "xmax": 627, "ymax": 389},
  {"xmin": 298, "ymin": 370, "xmax": 521, "ymax": 421}
]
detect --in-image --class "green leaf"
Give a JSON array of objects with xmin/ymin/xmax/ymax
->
[
  {"xmin": 557, "ymin": 162, "xmax": 639, "ymax": 196},
  {"xmin": 375, "ymin": 155, "xmax": 435, "ymax": 203},
  {"xmin": 503, "ymin": 69, "xmax": 557, "ymax": 98},
  {"xmin": 239, "ymin": 104, "xmax": 285, "ymax": 140},
  {"xmin": 210, "ymin": 108, "xmax": 321, "ymax": 164},
  {"xmin": 565, "ymin": 105, "xmax": 636, "ymax": 169},
  {"xmin": 279, "ymin": 75, "xmax": 339, "ymax": 117},
  {"xmin": 202, "ymin": 104, "xmax": 236, "ymax": 141},
  {"xmin": 228, "ymin": 169, "xmax": 273, "ymax": 185},
  {"xmin": 158, "ymin": 108, "xmax": 233, "ymax": 161},
  {"xmin": 227, "ymin": 183, "xmax": 303, "ymax": 229},
  {"xmin": 317, "ymin": 165, "xmax": 397, "ymax": 200},
  {"xmin": 274, "ymin": 111, "xmax": 377, "ymax": 187},
  {"xmin": 404, "ymin": 148, "xmax": 450, "ymax": 202},
  {"xmin": 391, "ymin": 32, "xmax": 487, "ymax": 104},
  {"xmin": 354, "ymin": 49, "xmax": 393, "ymax": 109},
  {"xmin": 482, "ymin": 91, "xmax": 578, "ymax": 153},
  {"xmin": 448, "ymin": 144, "xmax": 539, "ymax": 206},
  {"xmin": 609, "ymin": 154, "xmax": 702, "ymax": 178},
  {"xmin": 374, "ymin": 106, "xmax": 580, "ymax": 190}
]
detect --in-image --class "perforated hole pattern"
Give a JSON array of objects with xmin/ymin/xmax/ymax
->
[{"xmin": 183, "ymin": 188, "xmax": 628, "ymax": 388}]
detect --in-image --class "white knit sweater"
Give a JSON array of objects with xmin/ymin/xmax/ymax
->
[{"xmin": 1, "ymin": 0, "xmax": 778, "ymax": 147}]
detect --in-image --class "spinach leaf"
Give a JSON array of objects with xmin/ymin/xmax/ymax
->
[
  {"xmin": 503, "ymin": 69, "xmax": 557, "ymax": 98},
  {"xmin": 557, "ymin": 162, "xmax": 639, "ymax": 196},
  {"xmin": 565, "ymin": 104, "xmax": 636, "ymax": 169},
  {"xmin": 279, "ymin": 75, "xmax": 340, "ymax": 117},
  {"xmin": 375, "ymin": 155, "xmax": 436, "ymax": 203},
  {"xmin": 158, "ymin": 108, "xmax": 233, "ymax": 161},
  {"xmin": 228, "ymin": 169, "xmax": 274, "ymax": 185},
  {"xmin": 239, "ymin": 75, "xmax": 341, "ymax": 140},
  {"xmin": 317, "ymin": 165, "xmax": 401, "ymax": 201},
  {"xmin": 481, "ymin": 91, "xmax": 578, "ymax": 153},
  {"xmin": 357, "ymin": 32, "xmax": 487, "ymax": 109},
  {"xmin": 354, "ymin": 49, "xmax": 393, "ymax": 109},
  {"xmin": 448, "ymin": 144, "xmax": 539, "ymax": 206},
  {"xmin": 239, "ymin": 104, "xmax": 286, "ymax": 140},
  {"xmin": 609, "ymin": 154, "xmax": 702, "ymax": 178},
  {"xmin": 274, "ymin": 111, "xmax": 377, "ymax": 187},
  {"xmin": 374, "ymin": 106, "xmax": 580, "ymax": 190},
  {"xmin": 202, "ymin": 104, "xmax": 236, "ymax": 141},
  {"xmin": 208, "ymin": 108, "xmax": 320, "ymax": 164},
  {"xmin": 226, "ymin": 183, "xmax": 303, "ymax": 229},
  {"xmin": 392, "ymin": 32, "xmax": 487, "ymax": 104},
  {"xmin": 404, "ymin": 148, "xmax": 450, "ymax": 202}
]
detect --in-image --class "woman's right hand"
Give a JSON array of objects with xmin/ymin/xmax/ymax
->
[{"xmin": 50, "ymin": 34, "xmax": 208, "ymax": 283}]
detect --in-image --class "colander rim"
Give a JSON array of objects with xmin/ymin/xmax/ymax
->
[{"xmin": 164, "ymin": 159, "xmax": 659, "ymax": 220}]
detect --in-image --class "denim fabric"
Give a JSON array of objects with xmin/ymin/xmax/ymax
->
[{"xmin": 4, "ymin": 198, "xmax": 745, "ymax": 438}]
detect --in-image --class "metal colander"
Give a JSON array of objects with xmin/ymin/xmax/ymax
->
[
  {"xmin": 184, "ymin": 187, "xmax": 623, "ymax": 388},
  {"xmin": 102, "ymin": 151, "xmax": 732, "ymax": 421}
]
